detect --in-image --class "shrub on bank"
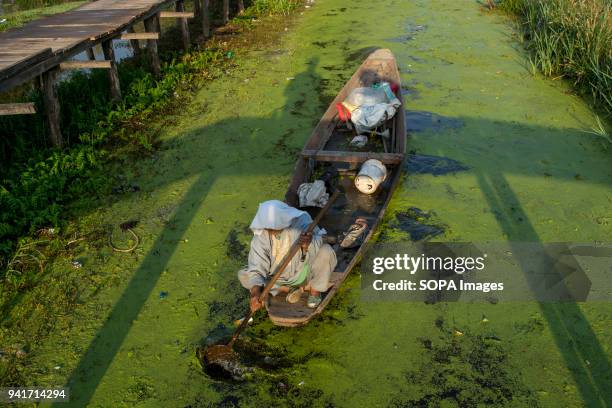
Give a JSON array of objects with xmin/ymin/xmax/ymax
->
[
  {"xmin": 499, "ymin": 0, "xmax": 612, "ymax": 114},
  {"xmin": 0, "ymin": 49, "xmax": 225, "ymax": 270}
]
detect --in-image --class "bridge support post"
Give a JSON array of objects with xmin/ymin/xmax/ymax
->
[
  {"xmin": 42, "ymin": 67, "xmax": 63, "ymax": 148},
  {"xmin": 176, "ymin": 0, "xmax": 190, "ymax": 51},
  {"xmin": 102, "ymin": 39, "xmax": 122, "ymax": 102},
  {"xmin": 223, "ymin": 0, "xmax": 229, "ymax": 24},
  {"xmin": 86, "ymin": 47, "xmax": 96, "ymax": 60},
  {"xmin": 144, "ymin": 14, "xmax": 161, "ymax": 77},
  {"xmin": 201, "ymin": 0, "xmax": 210, "ymax": 38}
]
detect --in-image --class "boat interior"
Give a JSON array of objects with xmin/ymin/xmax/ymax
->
[{"xmin": 266, "ymin": 50, "xmax": 406, "ymax": 325}]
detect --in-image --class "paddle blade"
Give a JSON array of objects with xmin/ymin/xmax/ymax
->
[{"xmin": 197, "ymin": 344, "xmax": 243, "ymax": 379}]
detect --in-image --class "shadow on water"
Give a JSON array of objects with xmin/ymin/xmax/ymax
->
[
  {"xmin": 56, "ymin": 57, "xmax": 325, "ymax": 407},
  {"xmin": 389, "ymin": 104, "xmax": 611, "ymax": 404},
  {"xmin": 405, "ymin": 110, "xmax": 464, "ymax": 133},
  {"xmin": 54, "ymin": 51, "xmax": 612, "ymax": 405},
  {"xmin": 405, "ymin": 153, "xmax": 470, "ymax": 175},
  {"xmin": 476, "ymin": 170, "xmax": 611, "ymax": 407}
]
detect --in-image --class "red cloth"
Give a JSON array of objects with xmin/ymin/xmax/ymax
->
[{"xmin": 336, "ymin": 103, "xmax": 351, "ymax": 122}]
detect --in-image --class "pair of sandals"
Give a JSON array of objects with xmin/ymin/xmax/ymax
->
[{"xmin": 286, "ymin": 287, "xmax": 321, "ymax": 308}]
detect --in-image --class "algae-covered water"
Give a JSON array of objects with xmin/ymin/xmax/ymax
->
[{"xmin": 22, "ymin": 0, "xmax": 612, "ymax": 406}]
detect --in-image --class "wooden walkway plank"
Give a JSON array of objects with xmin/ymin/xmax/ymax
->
[
  {"xmin": 0, "ymin": 103, "xmax": 37, "ymax": 116},
  {"xmin": 60, "ymin": 60, "xmax": 112, "ymax": 70},
  {"xmin": 120, "ymin": 32, "xmax": 159, "ymax": 40},
  {"xmin": 159, "ymin": 11, "xmax": 194, "ymax": 18}
]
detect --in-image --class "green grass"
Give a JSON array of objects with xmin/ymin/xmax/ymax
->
[
  {"xmin": 250, "ymin": 0, "xmax": 300, "ymax": 15},
  {"xmin": 498, "ymin": 0, "xmax": 612, "ymax": 116},
  {"xmin": 0, "ymin": 1, "xmax": 87, "ymax": 32}
]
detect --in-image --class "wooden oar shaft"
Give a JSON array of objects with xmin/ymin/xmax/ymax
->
[{"xmin": 228, "ymin": 191, "xmax": 340, "ymax": 347}]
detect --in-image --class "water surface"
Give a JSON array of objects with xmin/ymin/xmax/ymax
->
[{"xmin": 25, "ymin": 1, "xmax": 611, "ymax": 406}]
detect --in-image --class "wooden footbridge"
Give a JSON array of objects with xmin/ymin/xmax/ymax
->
[{"xmin": 0, "ymin": 0, "xmax": 244, "ymax": 146}]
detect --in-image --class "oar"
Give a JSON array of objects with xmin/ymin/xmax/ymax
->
[{"xmin": 202, "ymin": 190, "xmax": 340, "ymax": 369}]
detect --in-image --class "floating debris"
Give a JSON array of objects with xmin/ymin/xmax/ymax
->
[
  {"xmin": 0, "ymin": 346, "xmax": 27, "ymax": 360},
  {"xmin": 37, "ymin": 227, "xmax": 56, "ymax": 237},
  {"xmin": 159, "ymin": 291, "xmax": 168, "ymax": 300},
  {"xmin": 110, "ymin": 227, "xmax": 140, "ymax": 253},
  {"xmin": 120, "ymin": 220, "xmax": 139, "ymax": 231},
  {"xmin": 386, "ymin": 22, "xmax": 427, "ymax": 43},
  {"xmin": 234, "ymin": 317, "xmax": 254, "ymax": 327},
  {"xmin": 112, "ymin": 184, "xmax": 141, "ymax": 194},
  {"xmin": 486, "ymin": 296, "xmax": 499, "ymax": 305}
]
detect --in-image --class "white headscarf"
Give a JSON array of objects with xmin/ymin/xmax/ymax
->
[{"xmin": 249, "ymin": 200, "xmax": 306, "ymax": 236}]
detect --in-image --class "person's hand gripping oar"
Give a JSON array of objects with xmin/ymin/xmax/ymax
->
[{"xmin": 201, "ymin": 190, "xmax": 340, "ymax": 372}]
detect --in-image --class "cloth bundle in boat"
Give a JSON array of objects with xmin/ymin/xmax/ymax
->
[
  {"xmin": 298, "ymin": 180, "xmax": 329, "ymax": 208},
  {"xmin": 341, "ymin": 82, "xmax": 401, "ymax": 135}
]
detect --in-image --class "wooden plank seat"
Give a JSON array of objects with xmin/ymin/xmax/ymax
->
[{"xmin": 301, "ymin": 150, "xmax": 405, "ymax": 165}]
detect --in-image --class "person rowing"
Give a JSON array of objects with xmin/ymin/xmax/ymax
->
[{"xmin": 238, "ymin": 200, "xmax": 337, "ymax": 310}]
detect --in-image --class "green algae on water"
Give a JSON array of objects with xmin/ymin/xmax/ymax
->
[{"xmin": 6, "ymin": 0, "xmax": 611, "ymax": 407}]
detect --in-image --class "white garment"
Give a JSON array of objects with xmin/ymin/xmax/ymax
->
[
  {"xmin": 249, "ymin": 200, "xmax": 307, "ymax": 236},
  {"xmin": 298, "ymin": 180, "xmax": 329, "ymax": 208}
]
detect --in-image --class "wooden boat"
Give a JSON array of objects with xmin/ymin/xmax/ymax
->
[{"xmin": 265, "ymin": 49, "xmax": 406, "ymax": 326}]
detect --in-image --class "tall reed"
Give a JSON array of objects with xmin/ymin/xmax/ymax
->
[{"xmin": 499, "ymin": 0, "xmax": 612, "ymax": 114}]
